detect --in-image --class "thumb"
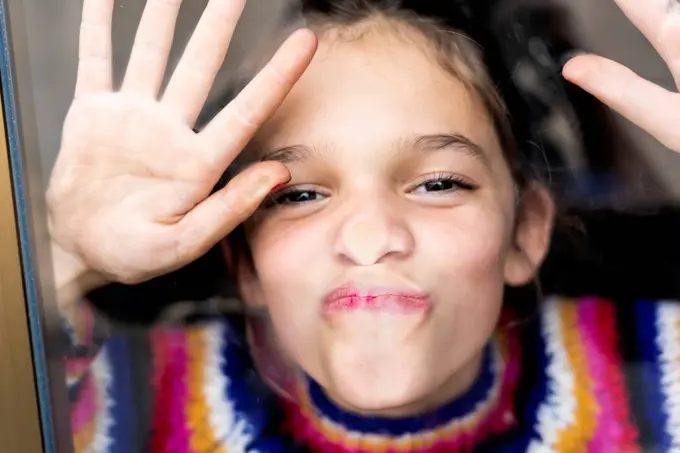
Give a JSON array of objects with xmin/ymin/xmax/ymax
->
[{"xmin": 175, "ymin": 161, "xmax": 290, "ymax": 262}]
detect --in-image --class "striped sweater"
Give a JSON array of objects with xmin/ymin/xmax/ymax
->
[{"xmin": 64, "ymin": 297, "xmax": 680, "ymax": 452}]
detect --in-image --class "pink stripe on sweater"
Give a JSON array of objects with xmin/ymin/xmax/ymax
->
[
  {"xmin": 577, "ymin": 298, "xmax": 614, "ymax": 452},
  {"xmin": 577, "ymin": 298, "xmax": 639, "ymax": 452},
  {"xmin": 150, "ymin": 329, "xmax": 192, "ymax": 453},
  {"xmin": 70, "ymin": 372, "xmax": 97, "ymax": 434}
]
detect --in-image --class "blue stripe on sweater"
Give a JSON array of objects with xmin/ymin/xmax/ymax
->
[
  {"xmin": 634, "ymin": 301, "xmax": 672, "ymax": 451},
  {"xmin": 219, "ymin": 318, "xmax": 290, "ymax": 452},
  {"xmin": 106, "ymin": 337, "xmax": 132, "ymax": 453},
  {"xmin": 495, "ymin": 321, "xmax": 547, "ymax": 453}
]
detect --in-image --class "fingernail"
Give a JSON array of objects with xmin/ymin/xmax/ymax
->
[
  {"xmin": 253, "ymin": 172, "xmax": 288, "ymax": 199},
  {"xmin": 270, "ymin": 183, "xmax": 286, "ymax": 193}
]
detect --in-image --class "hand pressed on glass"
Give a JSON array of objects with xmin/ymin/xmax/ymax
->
[
  {"xmin": 563, "ymin": 0, "xmax": 680, "ymax": 153},
  {"xmin": 47, "ymin": 0, "xmax": 317, "ymax": 285}
]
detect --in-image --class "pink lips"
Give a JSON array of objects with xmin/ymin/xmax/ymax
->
[{"xmin": 322, "ymin": 285, "xmax": 430, "ymax": 314}]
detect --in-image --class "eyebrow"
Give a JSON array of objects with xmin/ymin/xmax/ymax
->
[
  {"xmin": 407, "ymin": 134, "xmax": 486, "ymax": 160},
  {"xmin": 260, "ymin": 133, "xmax": 486, "ymax": 164}
]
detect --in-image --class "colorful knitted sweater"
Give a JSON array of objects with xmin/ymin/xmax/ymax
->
[{"xmin": 64, "ymin": 296, "xmax": 680, "ymax": 452}]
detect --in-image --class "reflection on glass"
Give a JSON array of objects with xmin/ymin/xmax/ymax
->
[{"xmin": 4, "ymin": 0, "xmax": 680, "ymax": 452}]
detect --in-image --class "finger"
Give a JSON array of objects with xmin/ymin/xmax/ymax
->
[
  {"xmin": 564, "ymin": 54, "xmax": 680, "ymax": 151},
  {"xmin": 613, "ymin": 0, "xmax": 680, "ymax": 89},
  {"xmin": 121, "ymin": 0, "xmax": 183, "ymax": 96},
  {"xmin": 162, "ymin": 0, "xmax": 246, "ymax": 124},
  {"xmin": 200, "ymin": 29, "xmax": 317, "ymax": 167},
  {"xmin": 75, "ymin": 0, "xmax": 114, "ymax": 97},
  {"xmin": 175, "ymin": 161, "xmax": 290, "ymax": 261}
]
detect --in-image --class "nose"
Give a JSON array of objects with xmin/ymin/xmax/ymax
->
[{"xmin": 334, "ymin": 200, "xmax": 414, "ymax": 266}]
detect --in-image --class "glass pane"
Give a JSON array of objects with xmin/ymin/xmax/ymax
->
[{"xmin": 2, "ymin": 0, "xmax": 680, "ymax": 452}]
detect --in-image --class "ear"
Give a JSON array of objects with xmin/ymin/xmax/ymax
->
[
  {"xmin": 504, "ymin": 182, "xmax": 555, "ymax": 286},
  {"xmin": 220, "ymin": 238, "xmax": 266, "ymax": 308}
]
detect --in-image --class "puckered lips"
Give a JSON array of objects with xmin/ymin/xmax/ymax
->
[
  {"xmin": 321, "ymin": 282, "xmax": 431, "ymax": 335},
  {"xmin": 322, "ymin": 284, "xmax": 431, "ymax": 314}
]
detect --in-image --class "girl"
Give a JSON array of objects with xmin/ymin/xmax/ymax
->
[{"xmin": 50, "ymin": 0, "xmax": 680, "ymax": 451}]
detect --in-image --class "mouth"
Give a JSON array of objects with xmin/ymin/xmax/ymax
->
[{"xmin": 322, "ymin": 284, "xmax": 431, "ymax": 315}]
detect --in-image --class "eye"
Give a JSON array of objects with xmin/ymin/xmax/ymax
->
[
  {"xmin": 409, "ymin": 173, "xmax": 477, "ymax": 195},
  {"xmin": 265, "ymin": 187, "xmax": 328, "ymax": 208}
]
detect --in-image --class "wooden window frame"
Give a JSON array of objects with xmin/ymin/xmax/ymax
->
[{"xmin": 0, "ymin": 0, "xmax": 75, "ymax": 451}]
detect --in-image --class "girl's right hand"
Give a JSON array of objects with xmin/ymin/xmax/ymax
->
[{"xmin": 48, "ymin": 0, "xmax": 317, "ymax": 285}]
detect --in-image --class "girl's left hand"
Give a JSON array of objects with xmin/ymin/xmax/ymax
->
[{"xmin": 562, "ymin": 0, "xmax": 680, "ymax": 153}]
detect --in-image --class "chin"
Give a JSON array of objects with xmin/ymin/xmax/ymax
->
[
  {"xmin": 321, "ymin": 343, "xmax": 433, "ymax": 416},
  {"xmin": 330, "ymin": 381, "xmax": 428, "ymax": 416}
]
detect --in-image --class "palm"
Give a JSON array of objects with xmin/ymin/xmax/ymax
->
[
  {"xmin": 48, "ymin": 0, "xmax": 316, "ymax": 284},
  {"xmin": 59, "ymin": 94, "xmax": 214, "ymax": 208},
  {"xmin": 53, "ymin": 97, "xmax": 200, "ymax": 278}
]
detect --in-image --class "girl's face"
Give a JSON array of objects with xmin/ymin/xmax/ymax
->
[{"xmin": 238, "ymin": 28, "xmax": 553, "ymax": 416}]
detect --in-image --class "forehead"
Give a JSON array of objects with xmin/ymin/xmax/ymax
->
[{"xmin": 251, "ymin": 28, "xmax": 498, "ymax": 157}]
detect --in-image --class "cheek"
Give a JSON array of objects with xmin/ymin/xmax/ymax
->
[
  {"xmin": 413, "ymin": 200, "xmax": 514, "ymax": 353},
  {"xmin": 251, "ymin": 223, "xmax": 315, "ymax": 291},
  {"xmin": 248, "ymin": 218, "xmax": 329, "ymax": 342},
  {"xmin": 416, "ymin": 202, "xmax": 514, "ymax": 284},
  {"xmin": 411, "ymin": 203, "xmax": 513, "ymax": 375}
]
